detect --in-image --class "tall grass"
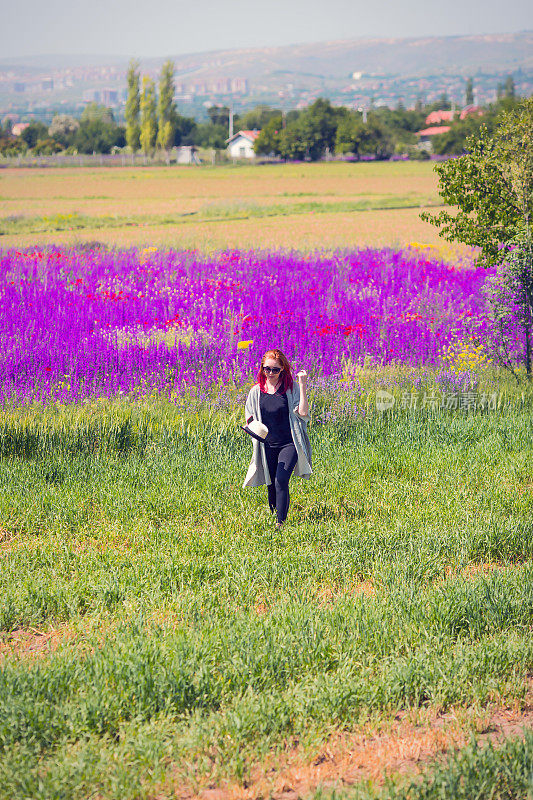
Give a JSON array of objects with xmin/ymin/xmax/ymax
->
[{"xmin": 0, "ymin": 383, "xmax": 532, "ymax": 796}]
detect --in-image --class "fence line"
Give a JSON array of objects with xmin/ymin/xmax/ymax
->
[
  {"xmin": 0, "ymin": 151, "xmax": 450, "ymax": 170},
  {"xmin": 0, "ymin": 149, "xmax": 211, "ymax": 169}
]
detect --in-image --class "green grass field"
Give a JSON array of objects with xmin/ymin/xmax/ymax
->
[{"xmin": 1, "ymin": 370, "xmax": 532, "ymax": 799}]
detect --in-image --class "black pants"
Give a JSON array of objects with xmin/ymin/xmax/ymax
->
[{"xmin": 264, "ymin": 442, "xmax": 298, "ymax": 524}]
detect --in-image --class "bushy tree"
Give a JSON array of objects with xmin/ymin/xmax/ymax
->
[
  {"xmin": 431, "ymin": 115, "xmax": 485, "ymax": 156},
  {"xmin": 483, "ymin": 237, "xmax": 533, "ymax": 380},
  {"xmin": 21, "ymin": 121, "xmax": 48, "ymax": 149},
  {"xmin": 335, "ymin": 113, "xmax": 365, "ymax": 156},
  {"xmin": 0, "ymin": 132, "xmax": 25, "ymax": 155},
  {"xmin": 81, "ymin": 103, "xmax": 115, "ymax": 125},
  {"xmin": 238, "ymin": 105, "xmax": 280, "ymax": 131},
  {"xmin": 254, "ymin": 115, "xmax": 283, "ymax": 156},
  {"xmin": 125, "ymin": 59, "xmax": 141, "ymax": 152},
  {"xmin": 423, "ymin": 98, "xmax": 533, "ymax": 378},
  {"xmin": 75, "ymin": 119, "xmax": 124, "ymax": 154},
  {"xmin": 278, "ymin": 120, "xmax": 308, "ymax": 161},
  {"xmin": 193, "ymin": 122, "xmax": 228, "ymax": 149},
  {"xmin": 173, "ymin": 113, "xmax": 197, "ymax": 146},
  {"xmin": 335, "ymin": 110, "xmax": 394, "ymax": 159},
  {"xmin": 421, "ymin": 98, "xmax": 533, "ymax": 268},
  {"xmin": 49, "ymin": 115, "xmax": 79, "ymax": 147},
  {"xmin": 297, "ymin": 98, "xmax": 343, "ymax": 160},
  {"xmin": 425, "ymin": 93, "xmax": 452, "ymax": 112},
  {"xmin": 207, "ymin": 105, "xmax": 230, "ymax": 129},
  {"xmin": 33, "ymin": 138, "xmax": 63, "ymax": 155}
]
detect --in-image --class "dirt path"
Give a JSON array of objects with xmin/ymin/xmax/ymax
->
[{"xmin": 157, "ymin": 683, "xmax": 533, "ymax": 800}]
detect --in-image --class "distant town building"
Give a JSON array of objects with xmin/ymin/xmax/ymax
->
[
  {"xmin": 13, "ymin": 82, "xmax": 26, "ymax": 93},
  {"xmin": 101, "ymin": 88, "xmax": 119, "ymax": 106},
  {"xmin": 425, "ymin": 110, "xmax": 454, "ymax": 125},
  {"xmin": 210, "ymin": 78, "xmax": 230, "ymax": 94},
  {"xmin": 459, "ymin": 104, "xmax": 484, "ymax": 120},
  {"xmin": 41, "ymin": 78, "xmax": 54, "ymax": 91},
  {"xmin": 83, "ymin": 89, "xmax": 101, "ymax": 103},
  {"xmin": 230, "ymin": 77, "xmax": 248, "ymax": 94},
  {"xmin": 415, "ymin": 125, "xmax": 451, "ymax": 151},
  {"xmin": 11, "ymin": 122, "xmax": 30, "ymax": 136},
  {"xmin": 416, "ymin": 125, "xmax": 451, "ymax": 138},
  {"xmin": 226, "ymin": 130, "xmax": 261, "ymax": 159}
]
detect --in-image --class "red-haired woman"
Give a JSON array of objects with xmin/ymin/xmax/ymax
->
[{"xmin": 243, "ymin": 349, "xmax": 312, "ymax": 527}]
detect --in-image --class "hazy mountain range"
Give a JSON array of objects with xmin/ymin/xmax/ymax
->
[{"xmin": 2, "ymin": 31, "xmax": 532, "ymax": 78}]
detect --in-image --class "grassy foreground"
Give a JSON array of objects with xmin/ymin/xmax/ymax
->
[{"xmin": 0, "ymin": 371, "xmax": 532, "ymax": 798}]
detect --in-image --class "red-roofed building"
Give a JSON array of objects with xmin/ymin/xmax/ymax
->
[
  {"xmin": 459, "ymin": 105, "xmax": 484, "ymax": 120},
  {"xmin": 425, "ymin": 110, "xmax": 454, "ymax": 126},
  {"xmin": 415, "ymin": 125, "xmax": 451, "ymax": 152},
  {"xmin": 226, "ymin": 130, "xmax": 261, "ymax": 159},
  {"xmin": 11, "ymin": 122, "xmax": 30, "ymax": 137},
  {"xmin": 416, "ymin": 126, "xmax": 452, "ymax": 138}
]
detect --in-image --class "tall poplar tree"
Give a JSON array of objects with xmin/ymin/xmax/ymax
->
[
  {"xmin": 157, "ymin": 59, "xmax": 177, "ymax": 153},
  {"xmin": 465, "ymin": 77, "xmax": 474, "ymax": 106},
  {"xmin": 125, "ymin": 59, "xmax": 141, "ymax": 151},
  {"xmin": 140, "ymin": 76, "xmax": 157, "ymax": 156}
]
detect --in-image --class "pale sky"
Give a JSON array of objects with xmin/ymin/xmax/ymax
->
[{"xmin": 1, "ymin": 0, "xmax": 532, "ymax": 59}]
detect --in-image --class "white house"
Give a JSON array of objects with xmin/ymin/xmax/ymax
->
[{"xmin": 226, "ymin": 130, "xmax": 261, "ymax": 159}]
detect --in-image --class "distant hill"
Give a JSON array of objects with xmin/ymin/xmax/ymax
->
[
  {"xmin": 161, "ymin": 31, "xmax": 533, "ymax": 80},
  {"xmin": 1, "ymin": 31, "xmax": 532, "ymax": 79}
]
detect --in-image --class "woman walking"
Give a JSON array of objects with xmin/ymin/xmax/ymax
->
[{"xmin": 243, "ymin": 349, "xmax": 312, "ymax": 527}]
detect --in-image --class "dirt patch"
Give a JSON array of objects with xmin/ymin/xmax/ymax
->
[
  {"xmin": 157, "ymin": 683, "xmax": 533, "ymax": 800},
  {"xmin": 0, "ymin": 624, "xmax": 77, "ymax": 660},
  {"xmin": 0, "ymin": 526, "xmax": 24, "ymax": 553},
  {"xmin": 315, "ymin": 580, "xmax": 376, "ymax": 604}
]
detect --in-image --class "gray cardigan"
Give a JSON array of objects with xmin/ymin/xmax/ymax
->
[{"xmin": 243, "ymin": 383, "xmax": 312, "ymax": 488}]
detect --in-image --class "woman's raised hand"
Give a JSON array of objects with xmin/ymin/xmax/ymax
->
[{"xmin": 296, "ymin": 370, "xmax": 308, "ymax": 383}]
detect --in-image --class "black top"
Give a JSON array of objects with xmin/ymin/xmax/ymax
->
[{"xmin": 260, "ymin": 388, "xmax": 293, "ymax": 447}]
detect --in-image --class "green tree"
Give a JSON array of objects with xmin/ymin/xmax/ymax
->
[
  {"xmin": 335, "ymin": 110, "xmax": 394, "ymax": 160},
  {"xmin": 483, "ymin": 237, "xmax": 533, "ymax": 380},
  {"xmin": 74, "ymin": 120, "xmax": 124, "ymax": 154},
  {"xmin": 278, "ymin": 120, "xmax": 308, "ymax": 161},
  {"xmin": 254, "ymin": 114, "xmax": 282, "ymax": 156},
  {"xmin": 465, "ymin": 77, "xmax": 474, "ymax": 106},
  {"xmin": 505, "ymin": 75, "xmax": 516, "ymax": 99},
  {"xmin": 81, "ymin": 103, "xmax": 115, "ymax": 125},
  {"xmin": 335, "ymin": 113, "xmax": 365, "ymax": 156},
  {"xmin": 33, "ymin": 138, "xmax": 63, "ymax": 155},
  {"xmin": 421, "ymin": 98, "xmax": 533, "ymax": 267},
  {"xmin": 174, "ymin": 113, "xmax": 196, "ymax": 146},
  {"xmin": 157, "ymin": 60, "xmax": 177, "ymax": 153},
  {"xmin": 140, "ymin": 76, "xmax": 157, "ymax": 156},
  {"xmin": 278, "ymin": 98, "xmax": 343, "ymax": 161},
  {"xmin": 192, "ymin": 122, "xmax": 227, "ymax": 149},
  {"xmin": 425, "ymin": 99, "xmax": 533, "ymax": 379},
  {"xmin": 125, "ymin": 59, "xmax": 141, "ymax": 152},
  {"xmin": 425, "ymin": 93, "xmax": 452, "ymax": 112},
  {"xmin": 207, "ymin": 105, "xmax": 230, "ymax": 128},
  {"xmin": 431, "ymin": 115, "xmax": 485, "ymax": 156},
  {"xmin": 21, "ymin": 121, "xmax": 48, "ymax": 149},
  {"xmin": 238, "ymin": 105, "xmax": 280, "ymax": 131}
]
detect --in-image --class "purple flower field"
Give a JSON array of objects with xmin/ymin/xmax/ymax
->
[{"xmin": 0, "ymin": 246, "xmax": 495, "ymax": 405}]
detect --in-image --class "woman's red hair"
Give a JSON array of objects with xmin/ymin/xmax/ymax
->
[{"xmin": 257, "ymin": 349, "xmax": 294, "ymax": 393}]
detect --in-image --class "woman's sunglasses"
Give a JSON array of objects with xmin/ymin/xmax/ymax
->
[{"xmin": 263, "ymin": 366, "xmax": 282, "ymax": 374}]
